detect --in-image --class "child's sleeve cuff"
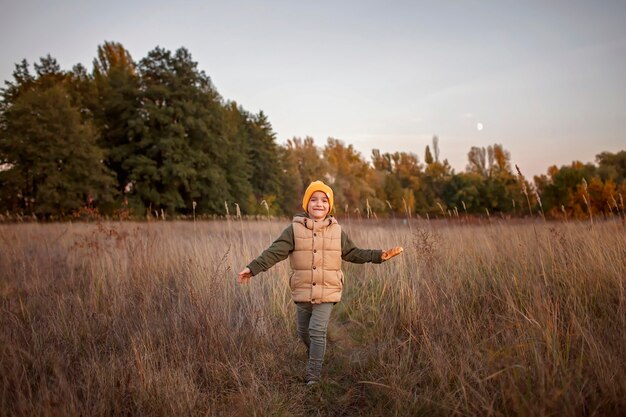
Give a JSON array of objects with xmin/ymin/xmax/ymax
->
[{"xmin": 248, "ymin": 261, "xmax": 263, "ymax": 276}]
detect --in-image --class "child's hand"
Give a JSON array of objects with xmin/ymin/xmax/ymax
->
[
  {"xmin": 238, "ymin": 267, "xmax": 253, "ymax": 284},
  {"xmin": 381, "ymin": 246, "xmax": 403, "ymax": 261}
]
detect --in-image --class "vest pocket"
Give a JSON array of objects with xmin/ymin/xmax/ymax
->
[
  {"xmin": 324, "ymin": 271, "xmax": 343, "ymax": 289},
  {"xmin": 288, "ymin": 271, "xmax": 295, "ymax": 290}
]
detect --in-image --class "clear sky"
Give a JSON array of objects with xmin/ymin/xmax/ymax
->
[{"xmin": 2, "ymin": 0, "xmax": 625, "ymax": 178}]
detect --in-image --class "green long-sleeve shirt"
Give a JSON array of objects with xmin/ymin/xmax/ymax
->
[{"xmin": 247, "ymin": 217, "xmax": 383, "ymax": 276}]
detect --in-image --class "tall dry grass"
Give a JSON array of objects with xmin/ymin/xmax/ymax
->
[{"xmin": 0, "ymin": 219, "xmax": 624, "ymax": 416}]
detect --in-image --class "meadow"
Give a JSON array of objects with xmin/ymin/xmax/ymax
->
[{"xmin": 0, "ymin": 218, "xmax": 624, "ymax": 416}]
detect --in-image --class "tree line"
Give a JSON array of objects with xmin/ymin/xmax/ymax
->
[{"xmin": 1, "ymin": 42, "xmax": 624, "ymax": 220}]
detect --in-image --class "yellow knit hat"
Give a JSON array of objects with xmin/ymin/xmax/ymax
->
[{"xmin": 302, "ymin": 180, "xmax": 334, "ymax": 214}]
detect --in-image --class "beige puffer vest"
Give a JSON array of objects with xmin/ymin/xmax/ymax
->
[{"xmin": 289, "ymin": 216, "xmax": 343, "ymax": 303}]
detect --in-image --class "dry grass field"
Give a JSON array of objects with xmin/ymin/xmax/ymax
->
[{"xmin": 1, "ymin": 218, "xmax": 625, "ymax": 416}]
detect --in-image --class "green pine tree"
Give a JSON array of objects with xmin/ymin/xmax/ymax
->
[
  {"xmin": 132, "ymin": 46, "xmax": 232, "ymax": 214},
  {"xmin": 90, "ymin": 42, "xmax": 145, "ymax": 202},
  {"xmin": 0, "ymin": 62, "xmax": 116, "ymax": 216},
  {"xmin": 246, "ymin": 110, "xmax": 281, "ymax": 211}
]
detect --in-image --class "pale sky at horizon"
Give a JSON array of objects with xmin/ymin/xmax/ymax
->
[{"xmin": 2, "ymin": 0, "xmax": 625, "ymax": 179}]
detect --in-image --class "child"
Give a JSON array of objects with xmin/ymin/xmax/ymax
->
[{"xmin": 238, "ymin": 180, "xmax": 403, "ymax": 385}]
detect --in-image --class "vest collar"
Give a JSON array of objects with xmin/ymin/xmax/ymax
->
[{"xmin": 293, "ymin": 215, "xmax": 338, "ymax": 231}]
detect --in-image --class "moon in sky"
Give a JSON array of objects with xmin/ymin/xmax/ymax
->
[{"xmin": 476, "ymin": 122, "xmax": 484, "ymax": 131}]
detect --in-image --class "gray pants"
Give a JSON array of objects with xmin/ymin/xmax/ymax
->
[{"xmin": 295, "ymin": 302, "xmax": 334, "ymax": 382}]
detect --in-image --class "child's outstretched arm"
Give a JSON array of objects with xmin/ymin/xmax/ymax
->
[
  {"xmin": 341, "ymin": 231, "xmax": 404, "ymax": 263},
  {"xmin": 237, "ymin": 225, "xmax": 294, "ymax": 284}
]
